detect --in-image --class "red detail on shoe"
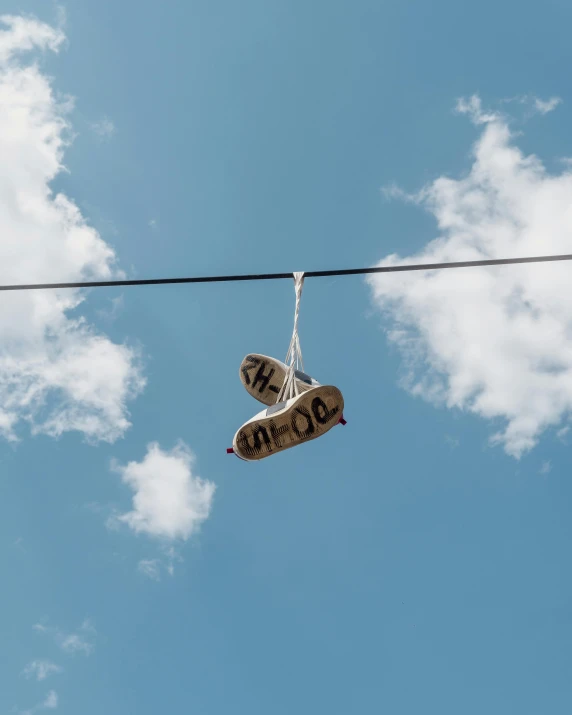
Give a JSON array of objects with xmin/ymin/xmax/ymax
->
[
  {"xmin": 226, "ymin": 447, "xmax": 234, "ymax": 454},
  {"xmin": 339, "ymin": 415, "xmax": 347, "ymax": 426}
]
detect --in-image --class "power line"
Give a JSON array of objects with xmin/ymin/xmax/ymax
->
[{"xmin": 1, "ymin": 252, "xmax": 572, "ymax": 292}]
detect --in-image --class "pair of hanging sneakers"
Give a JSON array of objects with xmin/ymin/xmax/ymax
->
[{"xmin": 228, "ymin": 354, "xmax": 346, "ymax": 461}]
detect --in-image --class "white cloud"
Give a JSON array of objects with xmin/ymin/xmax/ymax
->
[
  {"xmin": 90, "ymin": 116, "xmax": 116, "ymax": 139},
  {"xmin": 0, "ymin": 14, "xmax": 144, "ymax": 443},
  {"xmin": 33, "ymin": 619, "xmax": 95, "ymax": 656},
  {"xmin": 23, "ymin": 660, "xmax": 62, "ymax": 681},
  {"xmin": 456, "ymin": 94, "xmax": 499, "ymax": 124},
  {"xmin": 534, "ymin": 96, "xmax": 561, "ymax": 115},
  {"xmin": 43, "ymin": 691, "xmax": 58, "ymax": 709},
  {"xmin": 540, "ymin": 460, "xmax": 552, "ymax": 475},
  {"xmin": 0, "ymin": 14, "xmax": 64, "ymax": 63},
  {"xmin": 112, "ymin": 442, "xmax": 215, "ymax": 540},
  {"xmin": 370, "ymin": 95, "xmax": 572, "ymax": 458}
]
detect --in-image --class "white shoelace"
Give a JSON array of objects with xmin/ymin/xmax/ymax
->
[{"xmin": 277, "ymin": 272, "xmax": 305, "ymax": 402}]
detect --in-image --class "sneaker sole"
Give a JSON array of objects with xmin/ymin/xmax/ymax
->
[
  {"xmin": 239, "ymin": 353, "xmax": 318, "ymax": 406},
  {"xmin": 232, "ymin": 385, "xmax": 344, "ymax": 461}
]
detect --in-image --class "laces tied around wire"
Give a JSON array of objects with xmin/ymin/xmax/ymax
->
[{"xmin": 277, "ymin": 272, "xmax": 305, "ymax": 402}]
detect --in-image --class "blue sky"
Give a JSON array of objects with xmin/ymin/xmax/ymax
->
[{"xmin": 1, "ymin": 1, "xmax": 572, "ymax": 713}]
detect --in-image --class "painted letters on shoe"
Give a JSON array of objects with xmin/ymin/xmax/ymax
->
[
  {"xmin": 239, "ymin": 353, "xmax": 320, "ymax": 406},
  {"xmin": 232, "ymin": 385, "xmax": 344, "ymax": 461}
]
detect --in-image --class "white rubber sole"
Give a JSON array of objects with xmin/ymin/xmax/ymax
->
[
  {"xmin": 239, "ymin": 353, "xmax": 320, "ymax": 406},
  {"xmin": 232, "ymin": 385, "xmax": 344, "ymax": 461}
]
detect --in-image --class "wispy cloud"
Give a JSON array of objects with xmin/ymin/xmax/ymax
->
[
  {"xmin": 370, "ymin": 95, "xmax": 572, "ymax": 457},
  {"xmin": 445, "ymin": 434, "xmax": 460, "ymax": 449},
  {"xmin": 33, "ymin": 619, "xmax": 96, "ymax": 656},
  {"xmin": 138, "ymin": 546, "xmax": 182, "ymax": 580},
  {"xmin": 22, "ymin": 660, "xmax": 62, "ymax": 681},
  {"xmin": 96, "ymin": 294, "xmax": 125, "ymax": 323},
  {"xmin": 533, "ymin": 96, "xmax": 561, "ymax": 114},
  {"xmin": 19, "ymin": 689, "xmax": 59, "ymax": 715},
  {"xmin": 60, "ymin": 632, "xmax": 93, "ymax": 655},
  {"xmin": 138, "ymin": 558, "xmax": 161, "ymax": 580},
  {"xmin": 90, "ymin": 116, "xmax": 116, "ymax": 139},
  {"xmin": 381, "ymin": 183, "xmax": 418, "ymax": 203},
  {"xmin": 0, "ymin": 14, "xmax": 144, "ymax": 444},
  {"xmin": 43, "ymin": 691, "xmax": 58, "ymax": 709},
  {"xmin": 110, "ymin": 442, "xmax": 215, "ymax": 541},
  {"xmin": 539, "ymin": 460, "xmax": 552, "ymax": 476},
  {"xmin": 455, "ymin": 94, "xmax": 499, "ymax": 124},
  {"xmin": 164, "ymin": 545, "xmax": 181, "ymax": 575},
  {"xmin": 499, "ymin": 94, "xmax": 562, "ymax": 117}
]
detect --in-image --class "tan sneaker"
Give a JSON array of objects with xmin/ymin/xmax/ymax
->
[
  {"xmin": 239, "ymin": 353, "xmax": 320, "ymax": 406},
  {"xmin": 232, "ymin": 385, "xmax": 344, "ymax": 461}
]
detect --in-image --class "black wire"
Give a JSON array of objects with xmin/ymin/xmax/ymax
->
[{"xmin": 1, "ymin": 252, "xmax": 572, "ymax": 292}]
